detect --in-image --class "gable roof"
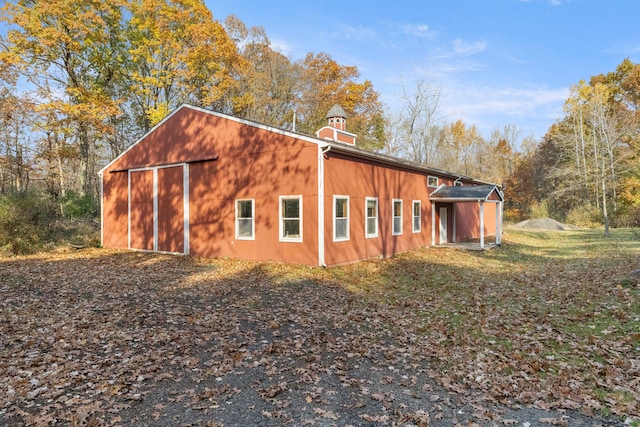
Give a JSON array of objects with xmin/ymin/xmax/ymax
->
[
  {"xmin": 429, "ymin": 184, "xmax": 504, "ymax": 202},
  {"xmin": 99, "ymin": 104, "xmax": 498, "ymax": 187}
]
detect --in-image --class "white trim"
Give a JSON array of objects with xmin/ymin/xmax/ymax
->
[
  {"xmin": 279, "ymin": 195, "xmax": 303, "ymax": 242},
  {"xmin": 127, "ymin": 170, "xmax": 132, "ymax": 249},
  {"xmin": 333, "ymin": 195, "xmax": 350, "ymax": 242},
  {"xmin": 431, "ymin": 202, "xmax": 436, "ymax": 246},
  {"xmin": 183, "ymin": 164, "xmax": 190, "ymax": 254},
  {"xmin": 392, "ymin": 199, "xmax": 403, "ymax": 236},
  {"xmin": 99, "ymin": 104, "xmax": 329, "ymax": 175},
  {"xmin": 235, "ymin": 199, "xmax": 255, "ymax": 240},
  {"xmin": 496, "ymin": 201, "xmax": 503, "ymax": 245},
  {"xmin": 365, "ymin": 197, "xmax": 378, "ymax": 238},
  {"xmin": 479, "ymin": 201, "xmax": 485, "ymax": 249},
  {"xmin": 439, "ymin": 206, "xmax": 448, "ymax": 244},
  {"xmin": 427, "ymin": 176, "xmax": 439, "ymax": 188},
  {"xmin": 153, "ymin": 168, "xmax": 158, "ymax": 251},
  {"xmin": 452, "ymin": 206, "xmax": 457, "ymax": 243},
  {"xmin": 127, "ymin": 164, "xmax": 188, "ymax": 255},
  {"xmin": 412, "ymin": 200, "xmax": 421, "ymax": 233},
  {"xmin": 318, "ymin": 146, "xmax": 325, "ymax": 266},
  {"xmin": 100, "ymin": 174, "xmax": 104, "ymax": 247}
]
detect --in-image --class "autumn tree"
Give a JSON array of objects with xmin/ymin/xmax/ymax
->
[
  {"xmin": 295, "ymin": 52, "xmax": 386, "ymax": 149},
  {"xmin": 223, "ymin": 15, "xmax": 297, "ymax": 128},
  {"xmin": 126, "ymin": 0, "xmax": 244, "ymax": 131},
  {"xmin": 1, "ymin": 0, "xmax": 126, "ymax": 197}
]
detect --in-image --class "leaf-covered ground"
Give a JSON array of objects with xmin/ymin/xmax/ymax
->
[{"xmin": 1, "ymin": 229, "xmax": 638, "ymax": 426}]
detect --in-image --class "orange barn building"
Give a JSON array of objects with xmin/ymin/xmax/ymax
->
[{"xmin": 99, "ymin": 104, "xmax": 503, "ymax": 267}]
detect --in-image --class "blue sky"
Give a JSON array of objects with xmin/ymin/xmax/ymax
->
[{"xmin": 207, "ymin": 0, "xmax": 640, "ymax": 143}]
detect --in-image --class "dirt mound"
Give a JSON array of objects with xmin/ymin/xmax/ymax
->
[{"xmin": 510, "ymin": 217, "xmax": 576, "ymax": 230}]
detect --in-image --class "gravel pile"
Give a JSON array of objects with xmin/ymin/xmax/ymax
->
[{"xmin": 510, "ymin": 218, "xmax": 577, "ymax": 230}]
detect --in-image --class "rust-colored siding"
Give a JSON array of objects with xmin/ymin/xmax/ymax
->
[
  {"xmin": 323, "ymin": 152, "xmax": 436, "ymax": 265},
  {"xmin": 101, "ymin": 105, "xmax": 501, "ymax": 267},
  {"xmin": 157, "ymin": 166, "xmax": 185, "ymax": 253},
  {"xmin": 101, "ymin": 106, "xmax": 319, "ymax": 265},
  {"xmin": 129, "ymin": 170, "xmax": 154, "ymax": 251},
  {"xmin": 455, "ymin": 202, "xmax": 499, "ymax": 241},
  {"xmin": 101, "ymin": 171, "xmax": 128, "ymax": 249}
]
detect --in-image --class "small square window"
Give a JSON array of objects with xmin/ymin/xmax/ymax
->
[{"xmin": 427, "ymin": 176, "xmax": 438, "ymax": 188}]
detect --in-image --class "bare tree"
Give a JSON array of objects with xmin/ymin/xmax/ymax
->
[{"xmin": 384, "ymin": 75, "xmax": 442, "ymax": 164}]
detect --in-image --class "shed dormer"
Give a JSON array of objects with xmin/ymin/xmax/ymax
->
[{"xmin": 315, "ymin": 104, "xmax": 357, "ymax": 145}]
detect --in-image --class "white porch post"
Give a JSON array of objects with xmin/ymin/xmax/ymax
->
[
  {"xmin": 452, "ymin": 204, "xmax": 457, "ymax": 243},
  {"xmin": 431, "ymin": 202, "xmax": 436, "ymax": 246},
  {"xmin": 479, "ymin": 201, "xmax": 485, "ymax": 249},
  {"xmin": 496, "ymin": 201, "xmax": 502, "ymax": 246}
]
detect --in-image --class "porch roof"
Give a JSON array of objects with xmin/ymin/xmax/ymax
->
[{"xmin": 429, "ymin": 184, "xmax": 503, "ymax": 203}]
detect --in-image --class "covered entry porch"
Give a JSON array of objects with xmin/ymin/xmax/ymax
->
[{"xmin": 429, "ymin": 184, "xmax": 504, "ymax": 249}]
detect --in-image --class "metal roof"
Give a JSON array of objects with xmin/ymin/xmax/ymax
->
[
  {"xmin": 429, "ymin": 184, "xmax": 503, "ymax": 202},
  {"xmin": 326, "ymin": 104, "xmax": 347, "ymax": 119}
]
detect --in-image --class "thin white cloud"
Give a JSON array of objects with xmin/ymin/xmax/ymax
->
[
  {"xmin": 439, "ymin": 83, "xmax": 569, "ymax": 137},
  {"xmin": 452, "ymin": 38, "xmax": 487, "ymax": 56},
  {"xmin": 402, "ymin": 24, "xmax": 437, "ymax": 39},
  {"xmin": 450, "ymin": 85, "xmax": 568, "ymax": 117},
  {"xmin": 431, "ymin": 38, "xmax": 487, "ymax": 60},
  {"xmin": 269, "ymin": 38, "xmax": 295, "ymax": 56}
]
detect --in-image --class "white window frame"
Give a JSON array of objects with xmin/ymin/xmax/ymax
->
[
  {"xmin": 279, "ymin": 195, "xmax": 303, "ymax": 242},
  {"xmin": 412, "ymin": 200, "xmax": 421, "ymax": 233},
  {"xmin": 235, "ymin": 199, "xmax": 255, "ymax": 240},
  {"xmin": 392, "ymin": 199, "xmax": 403, "ymax": 236},
  {"xmin": 427, "ymin": 176, "xmax": 439, "ymax": 188},
  {"xmin": 365, "ymin": 197, "xmax": 378, "ymax": 238},
  {"xmin": 333, "ymin": 195, "xmax": 350, "ymax": 242}
]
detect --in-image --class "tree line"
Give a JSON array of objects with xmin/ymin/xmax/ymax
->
[
  {"xmin": 1, "ymin": 0, "xmax": 639, "ymax": 237},
  {"xmin": 507, "ymin": 59, "xmax": 640, "ymax": 233}
]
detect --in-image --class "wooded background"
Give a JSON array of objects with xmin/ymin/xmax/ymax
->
[{"xmin": 1, "ymin": 0, "xmax": 639, "ymax": 239}]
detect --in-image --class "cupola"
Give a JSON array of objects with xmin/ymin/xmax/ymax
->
[{"xmin": 315, "ymin": 104, "xmax": 357, "ymax": 145}]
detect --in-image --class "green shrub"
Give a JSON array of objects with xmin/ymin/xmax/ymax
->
[
  {"xmin": 0, "ymin": 191, "xmax": 59, "ymax": 254},
  {"xmin": 60, "ymin": 192, "xmax": 98, "ymax": 218},
  {"xmin": 566, "ymin": 204, "xmax": 602, "ymax": 228},
  {"xmin": 611, "ymin": 205, "xmax": 640, "ymax": 228}
]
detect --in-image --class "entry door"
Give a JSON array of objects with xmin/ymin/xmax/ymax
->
[{"xmin": 439, "ymin": 207, "xmax": 448, "ymax": 244}]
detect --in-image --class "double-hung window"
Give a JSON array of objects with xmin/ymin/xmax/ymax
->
[
  {"xmin": 365, "ymin": 197, "xmax": 378, "ymax": 238},
  {"xmin": 392, "ymin": 199, "xmax": 403, "ymax": 235},
  {"xmin": 279, "ymin": 196, "xmax": 302, "ymax": 242},
  {"xmin": 412, "ymin": 200, "xmax": 421, "ymax": 233},
  {"xmin": 235, "ymin": 199, "xmax": 254, "ymax": 239},
  {"xmin": 333, "ymin": 196, "xmax": 349, "ymax": 241}
]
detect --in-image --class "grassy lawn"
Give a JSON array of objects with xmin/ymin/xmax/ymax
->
[
  {"xmin": 1, "ymin": 228, "xmax": 638, "ymax": 425},
  {"xmin": 324, "ymin": 228, "xmax": 640, "ymax": 416}
]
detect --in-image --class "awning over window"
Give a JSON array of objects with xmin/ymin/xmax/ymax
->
[{"xmin": 429, "ymin": 184, "xmax": 503, "ymax": 203}]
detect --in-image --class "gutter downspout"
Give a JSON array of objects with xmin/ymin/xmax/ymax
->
[{"xmin": 318, "ymin": 144, "xmax": 332, "ymax": 267}]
